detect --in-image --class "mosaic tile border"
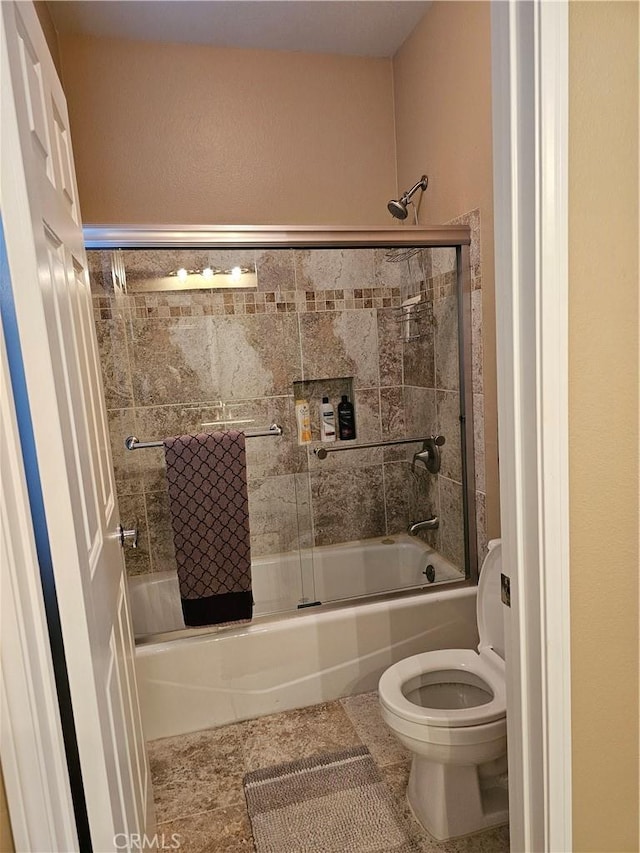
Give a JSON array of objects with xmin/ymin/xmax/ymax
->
[{"xmin": 93, "ymin": 287, "xmax": 404, "ymax": 320}]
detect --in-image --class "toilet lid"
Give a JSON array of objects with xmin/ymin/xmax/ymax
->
[{"xmin": 477, "ymin": 540, "xmax": 505, "ymax": 659}]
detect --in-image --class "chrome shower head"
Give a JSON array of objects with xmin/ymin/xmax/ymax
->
[
  {"xmin": 387, "ymin": 175, "xmax": 429, "ymax": 221},
  {"xmin": 387, "ymin": 199, "xmax": 409, "ymax": 220}
]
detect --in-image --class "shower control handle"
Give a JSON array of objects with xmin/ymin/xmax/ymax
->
[{"xmin": 413, "ymin": 435, "xmax": 445, "ymax": 474}]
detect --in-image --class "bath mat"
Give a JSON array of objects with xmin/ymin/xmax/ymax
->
[{"xmin": 243, "ymin": 745, "xmax": 417, "ymax": 853}]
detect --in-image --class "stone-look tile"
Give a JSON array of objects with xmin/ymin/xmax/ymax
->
[
  {"xmin": 87, "ymin": 249, "xmax": 115, "ymax": 295},
  {"xmin": 148, "ymin": 724, "xmax": 245, "ymax": 823},
  {"xmin": 127, "ymin": 314, "xmax": 299, "ymax": 406},
  {"xmin": 200, "ymin": 396, "xmax": 307, "ymax": 481},
  {"xmin": 127, "ymin": 316, "xmax": 219, "ymax": 406},
  {"xmin": 309, "ymin": 466, "xmax": 386, "ymax": 546},
  {"xmin": 353, "ymin": 388, "xmax": 381, "ymax": 442},
  {"xmin": 431, "ymin": 247, "xmax": 457, "ymax": 278},
  {"xmin": 374, "ymin": 248, "xmax": 411, "ymax": 290},
  {"xmin": 107, "ymin": 408, "xmax": 143, "ymax": 496},
  {"xmin": 472, "ymin": 393, "xmax": 485, "ymax": 493},
  {"xmin": 425, "ymin": 825, "xmax": 510, "ymax": 853},
  {"xmin": 293, "ymin": 472, "xmax": 314, "ymax": 550},
  {"xmin": 159, "ymin": 803, "xmax": 236, "ymax": 850},
  {"xmin": 121, "ymin": 249, "xmax": 210, "ymax": 287},
  {"xmin": 118, "ymin": 492, "xmax": 151, "ymax": 575},
  {"xmin": 383, "ymin": 461, "xmax": 411, "ymax": 535},
  {"xmin": 211, "ymin": 313, "xmax": 300, "ymax": 398},
  {"xmin": 437, "ymin": 391, "xmax": 462, "ymax": 483},
  {"xmin": 380, "ymin": 761, "xmax": 429, "ymax": 851},
  {"xmin": 405, "ymin": 386, "xmax": 438, "ymax": 439},
  {"xmin": 158, "ymin": 805, "xmax": 254, "ymax": 853},
  {"xmin": 403, "ymin": 301, "xmax": 435, "ymax": 389},
  {"xmin": 475, "ymin": 490, "xmax": 488, "ymax": 567},
  {"xmin": 255, "ymin": 248, "xmax": 295, "ymax": 292},
  {"xmin": 294, "ymin": 248, "xmax": 374, "ymax": 291},
  {"xmin": 247, "ymin": 474, "xmax": 304, "ymax": 556},
  {"xmin": 94, "ymin": 318, "xmax": 134, "ymax": 409},
  {"xmin": 377, "ymin": 308, "xmax": 403, "ymax": 386},
  {"xmin": 299, "ymin": 310, "xmax": 378, "ymax": 389},
  {"xmin": 145, "ymin": 490, "xmax": 177, "ymax": 573},
  {"xmin": 439, "ymin": 476, "xmax": 464, "ymax": 572},
  {"xmin": 240, "ymin": 700, "xmax": 362, "ymax": 772},
  {"xmin": 435, "ymin": 292, "xmax": 460, "ymax": 392},
  {"xmin": 134, "ymin": 404, "xmax": 203, "ymax": 493},
  {"xmin": 340, "ymin": 692, "xmax": 410, "ymax": 767},
  {"xmin": 471, "ymin": 290, "xmax": 483, "ymax": 394},
  {"xmin": 380, "ymin": 386, "xmax": 406, "ymax": 440}
]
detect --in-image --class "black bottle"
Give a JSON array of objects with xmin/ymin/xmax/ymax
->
[{"xmin": 338, "ymin": 395, "xmax": 356, "ymax": 440}]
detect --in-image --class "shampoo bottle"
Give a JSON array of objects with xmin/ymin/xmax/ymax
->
[
  {"xmin": 338, "ymin": 395, "xmax": 356, "ymax": 440},
  {"xmin": 320, "ymin": 397, "xmax": 336, "ymax": 442},
  {"xmin": 295, "ymin": 399, "xmax": 312, "ymax": 445}
]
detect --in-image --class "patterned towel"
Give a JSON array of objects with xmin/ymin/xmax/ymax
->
[{"xmin": 163, "ymin": 431, "xmax": 253, "ymax": 627}]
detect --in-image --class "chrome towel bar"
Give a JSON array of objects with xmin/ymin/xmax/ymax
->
[
  {"xmin": 124, "ymin": 423, "xmax": 283, "ymax": 451},
  {"xmin": 313, "ymin": 434, "xmax": 435, "ymax": 460}
]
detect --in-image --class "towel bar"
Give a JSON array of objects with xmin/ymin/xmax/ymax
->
[{"xmin": 124, "ymin": 423, "xmax": 283, "ymax": 450}]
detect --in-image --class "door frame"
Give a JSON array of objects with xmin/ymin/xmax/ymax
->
[
  {"xmin": 1, "ymin": 0, "xmax": 572, "ymax": 849},
  {"xmin": 492, "ymin": 1, "xmax": 572, "ymax": 851}
]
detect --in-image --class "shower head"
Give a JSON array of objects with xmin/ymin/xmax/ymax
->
[
  {"xmin": 387, "ymin": 199, "xmax": 409, "ymax": 220},
  {"xmin": 387, "ymin": 175, "xmax": 429, "ymax": 221}
]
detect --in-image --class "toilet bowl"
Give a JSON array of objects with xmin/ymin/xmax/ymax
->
[{"xmin": 378, "ymin": 540, "xmax": 508, "ymax": 841}]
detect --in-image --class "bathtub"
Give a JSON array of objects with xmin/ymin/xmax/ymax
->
[
  {"xmin": 132, "ymin": 536, "xmax": 478, "ymax": 740},
  {"xmin": 128, "ymin": 534, "xmax": 464, "ymax": 637}
]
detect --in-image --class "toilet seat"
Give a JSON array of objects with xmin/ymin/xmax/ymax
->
[{"xmin": 378, "ymin": 648, "xmax": 506, "ymax": 728}]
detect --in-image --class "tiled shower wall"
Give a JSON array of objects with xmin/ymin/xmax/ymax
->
[{"xmin": 89, "ymin": 220, "xmax": 485, "ymax": 583}]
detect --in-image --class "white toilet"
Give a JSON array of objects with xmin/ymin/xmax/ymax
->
[{"xmin": 378, "ymin": 539, "xmax": 508, "ymax": 841}]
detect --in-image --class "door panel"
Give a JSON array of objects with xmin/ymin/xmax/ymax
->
[{"xmin": 1, "ymin": 3, "xmax": 152, "ymax": 849}]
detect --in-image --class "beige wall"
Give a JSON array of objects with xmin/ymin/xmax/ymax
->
[
  {"xmin": 392, "ymin": 1, "xmax": 499, "ymax": 543},
  {"xmin": 58, "ymin": 34, "xmax": 397, "ymax": 226},
  {"xmin": 569, "ymin": 2, "xmax": 639, "ymax": 851}
]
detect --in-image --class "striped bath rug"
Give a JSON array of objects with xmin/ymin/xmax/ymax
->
[{"xmin": 243, "ymin": 745, "xmax": 417, "ymax": 853}]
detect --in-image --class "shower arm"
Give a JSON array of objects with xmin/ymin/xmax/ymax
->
[{"xmin": 402, "ymin": 176, "xmax": 429, "ymax": 204}]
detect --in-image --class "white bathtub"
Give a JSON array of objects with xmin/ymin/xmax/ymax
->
[
  {"xmin": 128, "ymin": 534, "xmax": 463, "ymax": 637},
  {"xmin": 132, "ymin": 537, "xmax": 477, "ymax": 740}
]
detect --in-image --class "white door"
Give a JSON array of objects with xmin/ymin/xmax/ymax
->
[{"xmin": 0, "ymin": 3, "xmax": 152, "ymax": 850}]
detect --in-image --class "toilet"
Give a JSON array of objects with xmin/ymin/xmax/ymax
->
[{"xmin": 378, "ymin": 539, "xmax": 508, "ymax": 841}]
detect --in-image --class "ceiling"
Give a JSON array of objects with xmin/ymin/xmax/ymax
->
[{"xmin": 48, "ymin": 1, "xmax": 431, "ymax": 58}]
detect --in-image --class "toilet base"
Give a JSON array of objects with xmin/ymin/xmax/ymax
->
[{"xmin": 407, "ymin": 755, "xmax": 509, "ymax": 841}]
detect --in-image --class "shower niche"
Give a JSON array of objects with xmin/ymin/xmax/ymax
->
[{"xmin": 86, "ymin": 225, "xmax": 483, "ymax": 640}]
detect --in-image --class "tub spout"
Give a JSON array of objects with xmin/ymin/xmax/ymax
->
[{"xmin": 408, "ymin": 517, "xmax": 439, "ymax": 535}]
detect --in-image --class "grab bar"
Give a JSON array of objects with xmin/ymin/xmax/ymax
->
[
  {"xmin": 124, "ymin": 423, "xmax": 283, "ymax": 450},
  {"xmin": 313, "ymin": 435, "xmax": 433, "ymax": 460}
]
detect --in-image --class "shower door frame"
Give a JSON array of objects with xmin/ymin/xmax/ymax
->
[{"xmin": 86, "ymin": 224, "xmax": 479, "ymax": 610}]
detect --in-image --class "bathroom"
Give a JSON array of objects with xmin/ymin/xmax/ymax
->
[
  {"xmin": 2, "ymin": 2, "xmax": 638, "ymax": 853},
  {"xmin": 65, "ymin": 1, "xmax": 500, "ymax": 846}
]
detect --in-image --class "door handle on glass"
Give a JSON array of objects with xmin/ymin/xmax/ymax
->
[{"xmin": 118, "ymin": 524, "xmax": 138, "ymax": 549}]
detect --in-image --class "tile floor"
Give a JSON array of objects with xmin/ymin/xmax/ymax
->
[{"xmin": 147, "ymin": 691, "xmax": 510, "ymax": 853}]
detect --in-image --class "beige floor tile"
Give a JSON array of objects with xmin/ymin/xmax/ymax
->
[
  {"xmin": 149, "ymin": 724, "xmax": 245, "ymax": 823},
  {"xmin": 239, "ymin": 700, "xmax": 362, "ymax": 772},
  {"xmin": 158, "ymin": 805, "xmax": 254, "ymax": 853},
  {"xmin": 340, "ymin": 691, "xmax": 411, "ymax": 766}
]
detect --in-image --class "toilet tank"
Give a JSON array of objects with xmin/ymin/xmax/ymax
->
[{"xmin": 477, "ymin": 540, "xmax": 505, "ymax": 660}]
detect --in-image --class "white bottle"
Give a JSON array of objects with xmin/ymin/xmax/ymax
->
[{"xmin": 320, "ymin": 396, "xmax": 336, "ymax": 442}]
